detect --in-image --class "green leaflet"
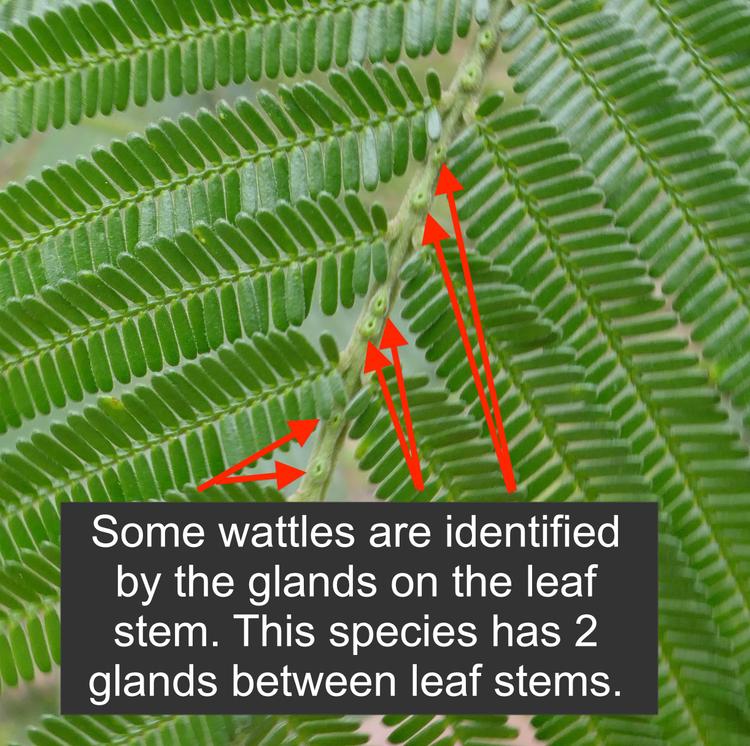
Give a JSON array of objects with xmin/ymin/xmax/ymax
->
[
  {"xmin": 26, "ymin": 714, "xmax": 241, "ymax": 746},
  {"xmin": 0, "ymin": 0, "xmax": 480, "ymax": 142},
  {"xmin": 168, "ymin": 480, "xmax": 286, "ymax": 505},
  {"xmin": 234, "ymin": 715, "xmax": 368, "ymax": 746},
  {"xmin": 0, "ymin": 63, "xmax": 437, "ymax": 300},
  {"xmin": 25, "ymin": 701, "xmax": 366, "ymax": 745},
  {"xmin": 0, "ymin": 542, "xmax": 58, "ymax": 690},
  {"xmin": 0, "ymin": 328, "xmax": 344, "ymax": 564},
  {"xmin": 501, "ymin": 0, "xmax": 750, "ymax": 433},
  {"xmin": 0, "ymin": 193, "xmax": 387, "ymax": 432},
  {"xmin": 380, "ymin": 714, "xmax": 518, "ymax": 745}
]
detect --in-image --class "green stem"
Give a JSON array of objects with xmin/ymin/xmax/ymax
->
[{"xmin": 292, "ymin": 0, "xmax": 507, "ymax": 502}]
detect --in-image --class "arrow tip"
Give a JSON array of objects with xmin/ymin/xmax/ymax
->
[
  {"xmin": 434, "ymin": 164, "xmax": 463, "ymax": 195},
  {"xmin": 275, "ymin": 461, "xmax": 306, "ymax": 489},
  {"xmin": 364, "ymin": 342, "xmax": 392, "ymax": 373},
  {"xmin": 421, "ymin": 214, "xmax": 451, "ymax": 246},
  {"xmin": 379, "ymin": 319, "xmax": 408, "ymax": 350},
  {"xmin": 287, "ymin": 419, "xmax": 319, "ymax": 446}
]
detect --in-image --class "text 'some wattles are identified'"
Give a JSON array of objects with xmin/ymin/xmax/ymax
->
[{"xmin": 90, "ymin": 512, "xmax": 621, "ymax": 550}]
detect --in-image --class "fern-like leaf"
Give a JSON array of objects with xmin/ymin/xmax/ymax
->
[
  {"xmin": 0, "ymin": 63, "xmax": 437, "ymax": 299},
  {"xmin": 0, "ymin": 482, "xmax": 281, "ymax": 690},
  {"xmin": 448, "ymin": 95, "xmax": 750, "ymax": 701},
  {"xmin": 1, "ymin": 0, "xmax": 749, "ymax": 742},
  {"xmin": 25, "ymin": 714, "xmax": 240, "ymax": 746},
  {"xmin": 532, "ymin": 533, "xmax": 750, "ymax": 745},
  {"xmin": 0, "ymin": 542, "xmax": 59, "ymax": 689},
  {"xmin": 398, "ymin": 245, "xmax": 650, "ymax": 502},
  {"xmin": 0, "ymin": 328, "xmax": 342, "ymax": 562},
  {"xmin": 0, "ymin": 192, "xmax": 385, "ymax": 431},
  {"xmin": 381, "ymin": 714, "xmax": 518, "ymax": 746},
  {"xmin": 0, "ymin": 0, "xmax": 481, "ymax": 142},
  {"xmin": 610, "ymin": 0, "xmax": 750, "ymax": 175},
  {"xmin": 501, "ymin": 0, "xmax": 750, "ymax": 432},
  {"xmin": 235, "ymin": 715, "xmax": 368, "ymax": 746}
]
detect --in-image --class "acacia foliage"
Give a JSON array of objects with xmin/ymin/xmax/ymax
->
[{"xmin": 1, "ymin": 0, "xmax": 750, "ymax": 744}]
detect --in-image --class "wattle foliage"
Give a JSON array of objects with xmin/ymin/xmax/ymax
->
[{"xmin": 0, "ymin": 0, "xmax": 749, "ymax": 744}]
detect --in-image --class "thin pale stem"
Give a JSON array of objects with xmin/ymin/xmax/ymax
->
[{"xmin": 292, "ymin": 0, "xmax": 508, "ymax": 502}]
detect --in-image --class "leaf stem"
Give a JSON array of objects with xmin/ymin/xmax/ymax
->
[{"xmin": 292, "ymin": 0, "xmax": 507, "ymax": 502}]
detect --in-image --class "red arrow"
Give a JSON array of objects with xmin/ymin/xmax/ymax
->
[
  {"xmin": 364, "ymin": 341, "xmax": 424, "ymax": 491},
  {"xmin": 437, "ymin": 166, "xmax": 506, "ymax": 440},
  {"xmin": 379, "ymin": 319, "xmax": 424, "ymax": 490},
  {"xmin": 422, "ymin": 210, "xmax": 516, "ymax": 492},
  {"xmin": 221, "ymin": 461, "xmax": 306, "ymax": 490},
  {"xmin": 197, "ymin": 419, "xmax": 319, "ymax": 491},
  {"xmin": 436, "ymin": 165, "xmax": 516, "ymax": 491},
  {"xmin": 437, "ymin": 164, "xmax": 509, "ymax": 460}
]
